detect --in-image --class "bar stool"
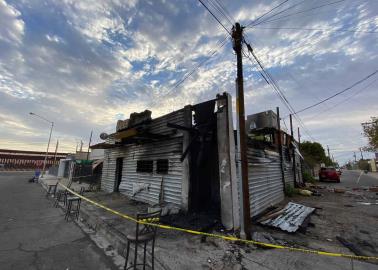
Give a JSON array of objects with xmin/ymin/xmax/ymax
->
[
  {"xmin": 124, "ymin": 210, "xmax": 162, "ymax": 270},
  {"xmin": 46, "ymin": 179, "xmax": 60, "ymax": 198},
  {"xmin": 64, "ymin": 187, "xmax": 85, "ymax": 221}
]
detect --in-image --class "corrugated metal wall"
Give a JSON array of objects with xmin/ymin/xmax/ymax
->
[
  {"xmin": 100, "ymin": 109, "xmax": 186, "ymax": 207},
  {"xmin": 119, "ymin": 138, "xmax": 183, "ymax": 206},
  {"xmin": 247, "ymin": 148, "xmax": 285, "ymax": 217}
]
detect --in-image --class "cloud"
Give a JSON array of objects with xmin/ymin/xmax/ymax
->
[
  {"xmin": 0, "ymin": 0, "xmax": 24, "ymax": 44},
  {"xmin": 0, "ymin": 0, "xmax": 377, "ymax": 162}
]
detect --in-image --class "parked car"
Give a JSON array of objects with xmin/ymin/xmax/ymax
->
[{"xmin": 319, "ymin": 167, "xmax": 340, "ymax": 182}]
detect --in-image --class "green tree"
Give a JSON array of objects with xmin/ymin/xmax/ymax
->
[
  {"xmin": 300, "ymin": 141, "xmax": 333, "ymax": 167},
  {"xmin": 362, "ymin": 117, "xmax": 378, "ymax": 152}
]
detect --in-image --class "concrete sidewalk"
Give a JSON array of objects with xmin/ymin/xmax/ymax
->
[{"xmin": 70, "ymin": 189, "xmax": 377, "ymax": 270}]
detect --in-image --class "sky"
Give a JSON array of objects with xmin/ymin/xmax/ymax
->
[{"xmin": 0, "ymin": 0, "xmax": 377, "ymax": 164}]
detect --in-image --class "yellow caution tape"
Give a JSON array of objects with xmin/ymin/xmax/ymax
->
[{"xmin": 58, "ymin": 183, "xmax": 378, "ymax": 262}]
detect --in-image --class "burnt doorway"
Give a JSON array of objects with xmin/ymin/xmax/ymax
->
[
  {"xmin": 188, "ymin": 100, "xmax": 220, "ymax": 217},
  {"xmin": 114, "ymin": 157, "xmax": 123, "ymax": 192}
]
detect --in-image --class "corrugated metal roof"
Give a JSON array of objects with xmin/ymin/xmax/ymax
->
[{"xmin": 261, "ymin": 202, "xmax": 315, "ymax": 232}]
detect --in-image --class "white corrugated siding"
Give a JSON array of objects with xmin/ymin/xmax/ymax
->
[
  {"xmin": 247, "ymin": 148, "xmax": 285, "ymax": 217},
  {"xmin": 100, "ymin": 109, "xmax": 186, "ymax": 207},
  {"xmin": 119, "ymin": 138, "xmax": 183, "ymax": 207}
]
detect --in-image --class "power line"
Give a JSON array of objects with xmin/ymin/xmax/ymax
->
[
  {"xmin": 306, "ymin": 78, "xmax": 378, "ymax": 120},
  {"xmin": 198, "ymin": 0, "xmax": 232, "ymax": 35},
  {"xmin": 152, "ymin": 35, "xmax": 230, "ymax": 104},
  {"xmin": 210, "ymin": 0, "xmax": 235, "ymax": 24},
  {"xmin": 249, "ymin": 26, "xmax": 378, "ymax": 34},
  {"xmin": 254, "ymin": 0, "xmax": 347, "ymax": 26},
  {"xmin": 243, "ymin": 40, "xmax": 316, "ymax": 141},
  {"xmin": 245, "ymin": 0, "xmax": 291, "ymax": 27},
  {"xmin": 249, "ymin": 0, "xmax": 307, "ymax": 27},
  {"xmin": 206, "ymin": 0, "xmax": 233, "ymax": 25},
  {"xmin": 293, "ymin": 70, "xmax": 378, "ymax": 115}
]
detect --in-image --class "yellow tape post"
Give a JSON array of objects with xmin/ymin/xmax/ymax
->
[{"xmin": 58, "ymin": 183, "xmax": 378, "ymax": 262}]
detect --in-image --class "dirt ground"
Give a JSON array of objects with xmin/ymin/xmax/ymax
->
[{"xmin": 253, "ymin": 186, "xmax": 378, "ymax": 258}]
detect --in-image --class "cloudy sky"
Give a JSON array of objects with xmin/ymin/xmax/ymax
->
[{"xmin": 0, "ymin": 0, "xmax": 377, "ymax": 163}]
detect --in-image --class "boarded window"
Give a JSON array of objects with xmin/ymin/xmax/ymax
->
[
  {"xmin": 137, "ymin": 160, "xmax": 153, "ymax": 173},
  {"xmin": 156, "ymin": 159, "xmax": 169, "ymax": 174}
]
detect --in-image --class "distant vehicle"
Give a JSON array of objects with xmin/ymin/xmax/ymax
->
[{"xmin": 319, "ymin": 167, "xmax": 340, "ymax": 183}]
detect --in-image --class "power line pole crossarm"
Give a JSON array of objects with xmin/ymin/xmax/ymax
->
[{"xmin": 232, "ymin": 22, "xmax": 252, "ymax": 240}]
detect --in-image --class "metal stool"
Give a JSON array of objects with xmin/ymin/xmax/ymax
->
[
  {"xmin": 64, "ymin": 187, "xmax": 85, "ymax": 221},
  {"xmin": 124, "ymin": 210, "xmax": 161, "ymax": 270},
  {"xmin": 65, "ymin": 197, "xmax": 81, "ymax": 221},
  {"xmin": 46, "ymin": 179, "xmax": 60, "ymax": 198},
  {"xmin": 54, "ymin": 190, "xmax": 68, "ymax": 207}
]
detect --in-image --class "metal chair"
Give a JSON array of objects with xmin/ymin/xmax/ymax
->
[
  {"xmin": 64, "ymin": 187, "xmax": 85, "ymax": 221},
  {"xmin": 46, "ymin": 180, "xmax": 59, "ymax": 198},
  {"xmin": 124, "ymin": 210, "xmax": 162, "ymax": 270},
  {"xmin": 53, "ymin": 180, "xmax": 73, "ymax": 208}
]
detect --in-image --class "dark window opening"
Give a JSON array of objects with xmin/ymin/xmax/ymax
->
[
  {"xmin": 156, "ymin": 159, "xmax": 169, "ymax": 174},
  {"xmin": 137, "ymin": 160, "xmax": 153, "ymax": 173}
]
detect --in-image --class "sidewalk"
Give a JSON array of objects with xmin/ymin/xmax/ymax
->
[{"xmin": 66, "ymin": 189, "xmax": 377, "ymax": 270}]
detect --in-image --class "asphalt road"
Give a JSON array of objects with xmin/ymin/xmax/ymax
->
[
  {"xmin": 322, "ymin": 170, "xmax": 378, "ymax": 189},
  {"xmin": 0, "ymin": 171, "xmax": 117, "ymax": 270}
]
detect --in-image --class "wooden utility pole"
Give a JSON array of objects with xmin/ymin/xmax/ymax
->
[
  {"xmin": 232, "ymin": 22, "xmax": 251, "ymax": 240},
  {"xmin": 53, "ymin": 139, "xmax": 59, "ymax": 164},
  {"xmin": 327, "ymin": 145, "xmax": 331, "ymax": 158},
  {"xmin": 289, "ymin": 114, "xmax": 297, "ymax": 186},
  {"xmin": 86, "ymin": 130, "xmax": 93, "ymax": 160},
  {"xmin": 297, "ymin": 127, "xmax": 301, "ymax": 150}
]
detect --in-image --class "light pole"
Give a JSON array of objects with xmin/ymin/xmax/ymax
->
[{"xmin": 29, "ymin": 112, "xmax": 54, "ymax": 178}]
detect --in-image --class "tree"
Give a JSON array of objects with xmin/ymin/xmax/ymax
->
[
  {"xmin": 362, "ymin": 117, "xmax": 378, "ymax": 152},
  {"xmin": 300, "ymin": 141, "xmax": 333, "ymax": 167}
]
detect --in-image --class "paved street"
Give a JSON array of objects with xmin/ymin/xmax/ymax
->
[
  {"xmin": 0, "ymin": 171, "xmax": 117, "ymax": 270},
  {"xmin": 323, "ymin": 170, "xmax": 378, "ymax": 189}
]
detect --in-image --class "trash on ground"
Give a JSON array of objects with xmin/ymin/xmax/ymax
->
[
  {"xmin": 298, "ymin": 189, "xmax": 312, "ymax": 196},
  {"xmin": 334, "ymin": 188, "xmax": 346, "ymax": 193},
  {"xmin": 260, "ymin": 202, "xmax": 315, "ymax": 232},
  {"xmin": 252, "ymin": 232, "xmax": 286, "ymax": 246},
  {"xmin": 336, "ymin": 236, "xmax": 366, "ymax": 256},
  {"xmin": 356, "ymin": 202, "xmax": 378, "ymax": 205}
]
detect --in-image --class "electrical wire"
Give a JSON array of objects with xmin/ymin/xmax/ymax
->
[
  {"xmin": 305, "ymin": 78, "xmax": 378, "ymax": 120},
  {"xmin": 152, "ymin": 35, "xmax": 230, "ymax": 104},
  {"xmin": 210, "ymin": 0, "xmax": 235, "ymax": 24},
  {"xmin": 249, "ymin": 26, "xmax": 378, "ymax": 34},
  {"xmin": 254, "ymin": 0, "xmax": 347, "ymax": 26},
  {"xmin": 206, "ymin": 0, "xmax": 233, "ymax": 25},
  {"xmin": 245, "ymin": 0, "xmax": 291, "ymax": 27},
  {"xmin": 243, "ymin": 40, "xmax": 316, "ymax": 141},
  {"xmin": 293, "ymin": 70, "xmax": 378, "ymax": 115},
  {"xmin": 198, "ymin": 0, "xmax": 232, "ymax": 35},
  {"xmin": 249, "ymin": 0, "xmax": 307, "ymax": 28}
]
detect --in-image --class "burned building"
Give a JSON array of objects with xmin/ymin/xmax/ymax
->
[{"xmin": 92, "ymin": 93, "xmax": 302, "ymax": 230}]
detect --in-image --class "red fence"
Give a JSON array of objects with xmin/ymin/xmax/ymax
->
[{"xmin": 0, "ymin": 149, "xmax": 68, "ymax": 170}]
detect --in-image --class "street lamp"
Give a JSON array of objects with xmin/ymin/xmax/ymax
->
[{"xmin": 29, "ymin": 112, "xmax": 54, "ymax": 178}]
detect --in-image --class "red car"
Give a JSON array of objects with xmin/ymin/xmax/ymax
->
[{"xmin": 319, "ymin": 167, "xmax": 340, "ymax": 183}]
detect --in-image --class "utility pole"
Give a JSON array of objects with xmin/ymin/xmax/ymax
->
[
  {"xmin": 297, "ymin": 127, "xmax": 301, "ymax": 150},
  {"xmin": 327, "ymin": 145, "xmax": 331, "ymax": 158},
  {"xmin": 359, "ymin": 148, "xmax": 364, "ymax": 160},
  {"xmin": 87, "ymin": 130, "xmax": 93, "ymax": 160},
  {"xmin": 353, "ymin": 152, "xmax": 357, "ymax": 163},
  {"xmin": 79, "ymin": 140, "xmax": 83, "ymax": 152},
  {"xmin": 232, "ymin": 22, "xmax": 251, "ymax": 240},
  {"xmin": 289, "ymin": 114, "xmax": 297, "ymax": 186},
  {"xmin": 53, "ymin": 139, "xmax": 59, "ymax": 164}
]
